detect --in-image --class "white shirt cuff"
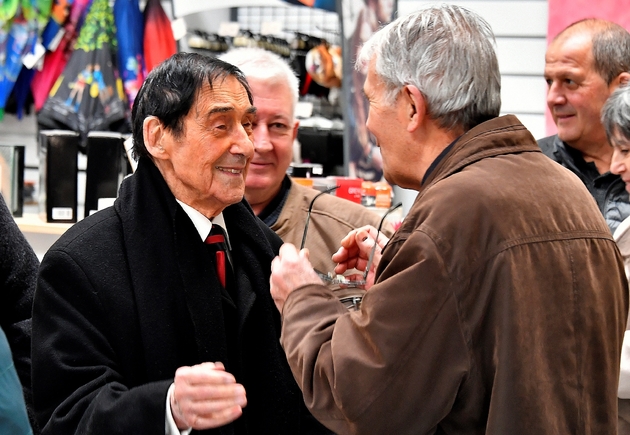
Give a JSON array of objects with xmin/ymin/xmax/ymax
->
[{"xmin": 165, "ymin": 383, "xmax": 192, "ymax": 435}]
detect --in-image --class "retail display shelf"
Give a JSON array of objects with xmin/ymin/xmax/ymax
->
[{"xmin": 14, "ymin": 213, "xmax": 73, "ymax": 235}]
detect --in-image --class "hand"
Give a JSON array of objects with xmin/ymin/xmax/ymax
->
[
  {"xmin": 270, "ymin": 243, "xmax": 324, "ymax": 313},
  {"xmin": 170, "ymin": 362, "xmax": 247, "ymax": 430},
  {"xmin": 332, "ymin": 225, "xmax": 388, "ymax": 289}
]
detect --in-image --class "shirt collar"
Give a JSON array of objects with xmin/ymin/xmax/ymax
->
[
  {"xmin": 422, "ymin": 136, "xmax": 461, "ymax": 185},
  {"xmin": 176, "ymin": 200, "xmax": 230, "ymax": 243}
]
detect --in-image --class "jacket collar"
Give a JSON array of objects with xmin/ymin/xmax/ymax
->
[{"xmin": 420, "ymin": 115, "xmax": 541, "ymax": 192}]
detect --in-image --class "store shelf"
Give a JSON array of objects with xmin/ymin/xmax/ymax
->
[{"xmin": 14, "ymin": 213, "xmax": 73, "ymax": 235}]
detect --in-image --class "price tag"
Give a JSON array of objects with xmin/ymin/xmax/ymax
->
[
  {"xmin": 47, "ymin": 28, "xmax": 65, "ymax": 51},
  {"xmin": 171, "ymin": 18, "xmax": 187, "ymax": 41},
  {"xmin": 218, "ymin": 22, "xmax": 240, "ymax": 37},
  {"xmin": 295, "ymin": 102, "xmax": 314, "ymax": 119},
  {"xmin": 23, "ymin": 43, "xmax": 46, "ymax": 69},
  {"xmin": 260, "ymin": 21, "xmax": 283, "ymax": 36}
]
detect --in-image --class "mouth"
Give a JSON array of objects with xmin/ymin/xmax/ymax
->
[{"xmin": 216, "ymin": 166, "xmax": 244, "ymax": 174}]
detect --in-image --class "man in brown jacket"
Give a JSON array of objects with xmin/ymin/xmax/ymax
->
[{"xmin": 269, "ymin": 5, "xmax": 629, "ymax": 434}]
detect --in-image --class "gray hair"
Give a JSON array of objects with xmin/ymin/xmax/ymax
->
[
  {"xmin": 356, "ymin": 4, "xmax": 501, "ymax": 132},
  {"xmin": 602, "ymin": 83, "xmax": 630, "ymax": 141},
  {"xmin": 219, "ymin": 47, "xmax": 300, "ymax": 117},
  {"xmin": 555, "ymin": 19, "xmax": 630, "ymax": 85}
]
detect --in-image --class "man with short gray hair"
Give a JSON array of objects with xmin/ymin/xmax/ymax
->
[{"xmin": 268, "ymin": 5, "xmax": 628, "ymax": 434}]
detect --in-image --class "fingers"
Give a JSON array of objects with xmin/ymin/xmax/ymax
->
[
  {"xmin": 333, "ymin": 225, "xmax": 385, "ymax": 275},
  {"xmin": 270, "ymin": 243, "xmax": 324, "ymax": 313},
  {"xmin": 171, "ymin": 363, "xmax": 247, "ymax": 430}
]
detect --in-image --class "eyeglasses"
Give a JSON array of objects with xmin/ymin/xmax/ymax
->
[{"xmin": 300, "ymin": 185, "xmax": 402, "ymax": 290}]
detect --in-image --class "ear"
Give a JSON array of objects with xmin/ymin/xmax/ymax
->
[
  {"xmin": 402, "ymin": 84, "xmax": 426, "ymax": 133},
  {"xmin": 291, "ymin": 119, "xmax": 300, "ymax": 141},
  {"xmin": 143, "ymin": 116, "xmax": 167, "ymax": 160},
  {"xmin": 618, "ymin": 71, "xmax": 630, "ymax": 87}
]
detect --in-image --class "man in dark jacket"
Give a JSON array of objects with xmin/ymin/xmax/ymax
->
[
  {"xmin": 539, "ymin": 18, "xmax": 630, "ymax": 233},
  {"xmin": 0, "ymin": 193, "xmax": 39, "ymax": 433},
  {"xmin": 269, "ymin": 5, "xmax": 629, "ymax": 434},
  {"xmin": 32, "ymin": 53, "xmax": 330, "ymax": 435}
]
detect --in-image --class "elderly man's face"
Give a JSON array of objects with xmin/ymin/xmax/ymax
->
[
  {"xmin": 244, "ymin": 76, "xmax": 298, "ymax": 212},
  {"xmin": 544, "ymin": 32, "xmax": 615, "ymax": 151},
  {"xmin": 160, "ymin": 77, "xmax": 256, "ymax": 212},
  {"xmin": 363, "ymin": 58, "xmax": 414, "ymax": 188}
]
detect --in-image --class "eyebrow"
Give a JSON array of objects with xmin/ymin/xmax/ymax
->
[{"xmin": 206, "ymin": 105, "xmax": 257, "ymax": 117}]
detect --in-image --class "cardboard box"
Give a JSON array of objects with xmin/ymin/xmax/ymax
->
[{"xmin": 332, "ymin": 177, "xmax": 363, "ymax": 204}]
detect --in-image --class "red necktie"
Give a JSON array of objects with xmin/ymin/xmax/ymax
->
[{"xmin": 205, "ymin": 225, "xmax": 228, "ymax": 288}]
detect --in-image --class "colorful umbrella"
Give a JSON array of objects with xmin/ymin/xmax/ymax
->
[
  {"xmin": 37, "ymin": 0, "xmax": 127, "ymax": 149},
  {"xmin": 143, "ymin": 0, "xmax": 176, "ymax": 73},
  {"xmin": 113, "ymin": 0, "xmax": 143, "ymax": 110},
  {"xmin": 0, "ymin": 0, "xmax": 53, "ymax": 119},
  {"xmin": 0, "ymin": 17, "xmax": 37, "ymax": 120},
  {"xmin": 40, "ymin": 0, "xmax": 72, "ymax": 49},
  {"xmin": 30, "ymin": 0, "xmax": 92, "ymax": 110}
]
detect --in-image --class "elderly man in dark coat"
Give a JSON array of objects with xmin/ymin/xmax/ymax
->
[{"xmin": 32, "ymin": 53, "xmax": 330, "ymax": 435}]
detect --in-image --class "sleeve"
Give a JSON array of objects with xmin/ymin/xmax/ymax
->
[
  {"xmin": 620, "ymin": 331, "xmax": 630, "ymax": 398},
  {"xmin": 165, "ymin": 384, "xmax": 191, "ymax": 435},
  {"xmin": 32, "ymin": 248, "xmax": 171, "ymax": 434},
  {"xmin": 0, "ymin": 326, "xmax": 33, "ymax": 435},
  {"xmin": 0, "ymin": 194, "xmax": 39, "ymax": 430},
  {"xmin": 280, "ymin": 232, "xmax": 470, "ymax": 434}
]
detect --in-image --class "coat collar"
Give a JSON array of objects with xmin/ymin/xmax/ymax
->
[{"xmin": 114, "ymin": 158, "xmax": 279, "ymax": 374}]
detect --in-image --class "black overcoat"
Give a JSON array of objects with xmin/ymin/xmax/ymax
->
[{"xmin": 32, "ymin": 158, "xmax": 324, "ymax": 435}]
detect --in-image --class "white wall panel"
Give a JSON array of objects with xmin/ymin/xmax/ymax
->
[
  {"xmin": 397, "ymin": 1, "xmax": 548, "ymax": 37},
  {"xmin": 496, "ymin": 38, "xmax": 547, "ymax": 75},
  {"xmin": 501, "ymin": 75, "xmax": 547, "ymax": 114}
]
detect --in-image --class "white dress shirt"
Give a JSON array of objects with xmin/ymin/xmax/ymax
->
[{"xmin": 165, "ymin": 201, "xmax": 231, "ymax": 435}]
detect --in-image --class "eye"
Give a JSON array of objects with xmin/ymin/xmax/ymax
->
[{"xmin": 270, "ymin": 122, "xmax": 289, "ymax": 132}]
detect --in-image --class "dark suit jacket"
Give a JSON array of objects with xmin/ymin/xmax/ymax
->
[{"xmin": 32, "ymin": 158, "xmax": 328, "ymax": 435}]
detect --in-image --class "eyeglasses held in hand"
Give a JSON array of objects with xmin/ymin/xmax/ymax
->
[{"xmin": 300, "ymin": 185, "xmax": 402, "ymax": 288}]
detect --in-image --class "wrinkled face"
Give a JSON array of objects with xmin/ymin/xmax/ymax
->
[
  {"xmin": 245, "ymin": 76, "xmax": 298, "ymax": 204},
  {"xmin": 544, "ymin": 33, "xmax": 614, "ymax": 151},
  {"xmin": 161, "ymin": 76, "xmax": 256, "ymax": 211},
  {"xmin": 363, "ymin": 59, "xmax": 412, "ymax": 187},
  {"xmin": 610, "ymin": 130, "xmax": 630, "ymax": 193}
]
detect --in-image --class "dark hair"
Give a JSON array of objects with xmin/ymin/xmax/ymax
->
[
  {"xmin": 131, "ymin": 52, "xmax": 253, "ymax": 160},
  {"xmin": 558, "ymin": 19, "xmax": 630, "ymax": 85}
]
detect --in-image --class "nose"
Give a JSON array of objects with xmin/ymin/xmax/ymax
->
[
  {"xmin": 231, "ymin": 123, "xmax": 255, "ymax": 159},
  {"xmin": 610, "ymin": 152, "xmax": 626, "ymax": 175},
  {"xmin": 546, "ymin": 81, "xmax": 566, "ymax": 108},
  {"xmin": 253, "ymin": 123, "xmax": 274, "ymax": 153}
]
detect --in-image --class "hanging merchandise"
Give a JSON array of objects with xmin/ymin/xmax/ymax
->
[
  {"xmin": 37, "ymin": 0, "xmax": 127, "ymax": 149},
  {"xmin": 143, "ymin": 0, "xmax": 176, "ymax": 73},
  {"xmin": 304, "ymin": 43, "xmax": 341, "ymax": 88},
  {"xmin": 113, "ymin": 0, "xmax": 143, "ymax": 110},
  {"xmin": 31, "ymin": 0, "xmax": 92, "ymax": 111},
  {"xmin": 40, "ymin": 0, "xmax": 72, "ymax": 49},
  {"xmin": 0, "ymin": 0, "xmax": 53, "ymax": 119}
]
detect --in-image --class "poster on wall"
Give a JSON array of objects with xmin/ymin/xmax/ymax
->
[
  {"xmin": 545, "ymin": 0, "xmax": 630, "ymax": 135},
  {"xmin": 339, "ymin": 0, "xmax": 396, "ymax": 182},
  {"xmin": 283, "ymin": 0, "xmax": 337, "ymax": 12}
]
